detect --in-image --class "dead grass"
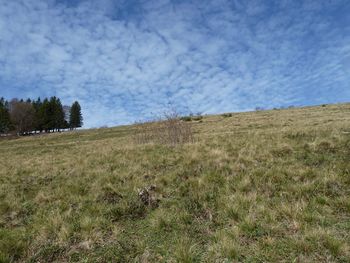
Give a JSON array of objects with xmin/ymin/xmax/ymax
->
[{"xmin": 0, "ymin": 103, "xmax": 350, "ymax": 262}]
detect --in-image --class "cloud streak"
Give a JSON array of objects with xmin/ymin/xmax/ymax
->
[{"xmin": 1, "ymin": 0, "xmax": 350, "ymax": 127}]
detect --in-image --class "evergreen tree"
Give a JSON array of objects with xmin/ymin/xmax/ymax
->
[
  {"xmin": 47, "ymin": 97, "xmax": 57, "ymax": 131},
  {"xmin": 43, "ymin": 96, "xmax": 65, "ymax": 132},
  {"xmin": 53, "ymin": 97, "xmax": 66, "ymax": 131},
  {"xmin": 40, "ymin": 98, "xmax": 51, "ymax": 132},
  {"xmin": 0, "ymin": 97, "xmax": 12, "ymax": 133},
  {"xmin": 1, "ymin": 96, "xmax": 80, "ymax": 135},
  {"xmin": 32, "ymin": 97, "xmax": 42, "ymax": 132},
  {"xmin": 69, "ymin": 101, "xmax": 83, "ymax": 129}
]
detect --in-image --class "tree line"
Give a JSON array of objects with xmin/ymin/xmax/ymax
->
[{"xmin": 0, "ymin": 97, "xmax": 82, "ymax": 135}]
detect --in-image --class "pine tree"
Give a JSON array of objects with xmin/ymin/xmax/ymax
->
[
  {"xmin": 32, "ymin": 97, "xmax": 42, "ymax": 132},
  {"xmin": 54, "ymin": 98, "xmax": 66, "ymax": 131},
  {"xmin": 48, "ymin": 97, "xmax": 57, "ymax": 131},
  {"xmin": 44, "ymin": 96, "xmax": 65, "ymax": 132},
  {"xmin": 0, "ymin": 97, "xmax": 12, "ymax": 133},
  {"xmin": 69, "ymin": 101, "xmax": 83, "ymax": 129},
  {"xmin": 40, "ymin": 98, "xmax": 51, "ymax": 132}
]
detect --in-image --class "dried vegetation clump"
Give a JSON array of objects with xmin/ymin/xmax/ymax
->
[{"xmin": 133, "ymin": 111, "xmax": 194, "ymax": 145}]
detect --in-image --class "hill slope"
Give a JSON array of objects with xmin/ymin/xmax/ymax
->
[{"xmin": 1, "ymin": 104, "xmax": 350, "ymax": 262}]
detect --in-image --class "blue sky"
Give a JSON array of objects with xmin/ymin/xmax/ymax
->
[{"xmin": 1, "ymin": 0, "xmax": 350, "ymax": 128}]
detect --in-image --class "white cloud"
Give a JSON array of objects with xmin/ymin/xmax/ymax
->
[{"xmin": 0, "ymin": 0, "xmax": 349, "ymax": 127}]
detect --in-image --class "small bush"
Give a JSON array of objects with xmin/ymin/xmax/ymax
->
[
  {"xmin": 222, "ymin": 113, "xmax": 232, "ymax": 118},
  {"xmin": 180, "ymin": 115, "xmax": 203, "ymax": 122},
  {"xmin": 191, "ymin": 115, "xmax": 203, "ymax": 121},
  {"xmin": 180, "ymin": 116, "xmax": 192, "ymax": 122}
]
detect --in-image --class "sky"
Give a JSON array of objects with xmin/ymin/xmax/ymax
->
[{"xmin": 0, "ymin": 0, "xmax": 350, "ymax": 128}]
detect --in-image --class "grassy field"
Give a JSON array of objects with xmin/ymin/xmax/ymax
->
[{"xmin": 1, "ymin": 103, "xmax": 350, "ymax": 262}]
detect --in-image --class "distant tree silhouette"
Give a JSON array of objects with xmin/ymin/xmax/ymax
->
[
  {"xmin": 39, "ymin": 98, "xmax": 51, "ymax": 132},
  {"xmin": 69, "ymin": 101, "xmax": 83, "ymax": 129},
  {"xmin": 50, "ymin": 97, "xmax": 66, "ymax": 131},
  {"xmin": 32, "ymin": 97, "xmax": 43, "ymax": 132},
  {"xmin": 0, "ymin": 97, "xmax": 12, "ymax": 133},
  {"xmin": 0, "ymin": 96, "xmax": 82, "ymax": 135},
  {"xmin": 9, "ymin": 99, "xmax": 36, "ymax": 135}
]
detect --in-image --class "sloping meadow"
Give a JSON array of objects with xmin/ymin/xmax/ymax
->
[{"xmin": 0, "ymin": 104, "xmax": 350, "ymax": 262}]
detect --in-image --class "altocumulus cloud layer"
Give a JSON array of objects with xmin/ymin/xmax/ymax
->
[{"xmin": 0, "ymin": 0, "xmax": 350, "ymax": 127}]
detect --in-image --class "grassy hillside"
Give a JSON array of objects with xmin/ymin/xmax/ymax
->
[{"xmin": 1, "ymin": 104, "xmax": 350, "ymax": 262}]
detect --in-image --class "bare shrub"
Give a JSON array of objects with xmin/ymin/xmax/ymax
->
[
  {"xmin": 9, "ymin": 100, "xmax": 36, "ymax": 135},
  {"xmin": 133, "ymin": 121, "xmax": 160, "ymax": 145},
  {"xmin": 133, "ymin": 110, "xmax": 194, "ymax": 146}
]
